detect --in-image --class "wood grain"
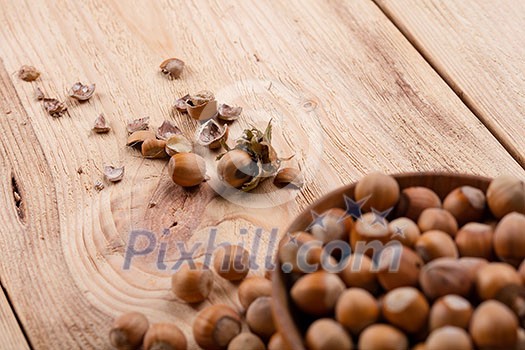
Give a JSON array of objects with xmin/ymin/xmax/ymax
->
[
  {"xmin": 375, "ymin": 0, "xmax": 525, "ymax": 168},
  {"xmin": 0, "ymin": 286, "xmax": 30, "ymax": 349},
  {"xmin": 0, "ymin": 0, "xmax": 523, "ymax": 349}
]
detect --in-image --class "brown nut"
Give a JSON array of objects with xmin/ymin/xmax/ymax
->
[
  {"xmin": 458, "ymin": 257, "xmax": 489, "ymax": 282},
  {"xmin": 350, "ymin": 212, "xmax": 390, "ymax": 254},
  {"xmin": 520, "ymin": 260, "xmax": 525, "ymax": 285},
  {"xmin": 418, "ymin": 208, "xmax": 458, "ymax": 237},
  {"xmin": 217, "ymin": 150, "xmax": 256, "ymax": 189},
  {"xmin": 290, "ymin": 271, "xmax": 345, "ymax": 316},
  {"xmin": 127, "ymin": 130, "xmax": 156, "ymax": 148},
  {"xmin": 357, "ymin": 324, "xmax": 408, "ymax": 350},
  {"xmin": 476, "ymin": 262, "xmax": 522, "ymax": 300},
  {"xmin": 193, "ymin": 304, "xmax": 242, "ymax": 350},
  {"xmin": 394, "ymin": 187, "xmax": 442, "ymax": 221},
  {"xmin": 311, "ymin": 208, "xmax": 353, "ymax": 244},
  {"xmin": 109, "ymin": 312, "xmax": 149, "ymax": 350},
  {"xmin": 419, "ymin": 257, "xmax": 472, "ymax": 300},
  {"xmin": 268, "ymin": 333, "xmax": 286, "ymax": 350},
  {"xmin": 278, "ymin": 232, "xmax": 323, "ymax": 273},
  {"xmin": 227, "ymin": 333, "xmax": 265, "ymax": 350},
  {"xmin": 237, "ymin": 277, "xmax": 272, "ymax": 310},
  {"xmin": 354, "ymin": 172, "xmax": 400, "ymax": 212},
  {"xmin": 143, "ymin": 323, "xmax": 187, "ymax": 350},
  {"xmin": 171, "ymin": 262, "xmax": 213, "ymax": 303},
  {"xmin": 455, "ymin": 223, "xmax": 494, "ymax": 259},
  {"xmin": 246, "ymin": 297, "xmax": 275, "ymax": 339},
  {"xmin": 425, "ymin": 326, "xmax": 472, "ymax": 350},
  {"xmin": 168, "ymin": 153, "xmax": 206, "ymax": 187},
  {"xmin": 339, "ymin": 253, "xmax": 379, "ymax": 294},
  {"xmin": 160, "ymin": 58, "xmax": 185, "ymax": 79},
  {"xmin": 213, "ymin": 244, "xmax": 250, "ymax": 281},
  {"xmin": 375, "ymin": 244, "xmax": 423, "ymax": 291},
  {"xmin": 443, "ymin": 186, "xmax": 486, "ymax": 226},
  {"xmin": 494, "ymin": 212, "xmax": 525, "ymax": 266},
  {"xmin": 495, "ymin": 284, "xmax": 525, "ymax": 327},
  {"xmin": 165, "ymin": 135, "xmax": 193, "ymax": 156},
  {"xmin": 470, "ymin": 300, "xmax": 518, "ymax": 350},
  {"xmin": 382, "ymin": 287, "xmax": 429, "ymax": 333},
  {"xmin": 335, "ymin": 288, "xmax": 379, "ymax": 335},
  {"xmin": 305, "ymin": 318, "xmax": 353, "ymax": 350},
  {"xmin": 429, "ymin": 294, "xmax": 473, "ymax": 331},
  {"xmin": 415, "ymin": 230, "xmax": 458, "ymax": 263},
  {"xmin": 18, "ymin": 65, "xmax": 40, "ymax": 81},
  {"xmin": 273, "ymin": 167, "xmax": 304, "ymax": 189},
  {"xmin": 141, "ymin": 138, "xmax": 168, "ymax": 159},
  {"xmin": 388, "ymin": 217, "xmax": 421, "ymax": 248},
  {"xmin": 486, "ymin": 175, "xmax": 525, "ymax": 219}
]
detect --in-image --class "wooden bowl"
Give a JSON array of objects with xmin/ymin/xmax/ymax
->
[{"xmin": 271, "ymin": 172, "xmax": 492, "ymax": 350}]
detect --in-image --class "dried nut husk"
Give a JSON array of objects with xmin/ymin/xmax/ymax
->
[
  {"xmin": 415, "ymin": 230, "xmax": 459, "ymax": 263},
  {"xmin": 375, "ymin": 244, "xmax": 423, "ymax": 291},
  {"xmin": 475, "ymin": 262, "xmax": 522, "ymax": 300},
  {"xmin": 470, "ymin": 300, "xmax": 518, "ymax": 349},
  {"xmin": 487, "ymin": 175, "xmax": 525, "ymax": 218},
  {"xmin": 217, "ymin": 104, "xmax": 243, "ymax": 121},
  {"xmin": 425, "ymin": 326, "xmax": 473, "ymax": 350},
  {"xmin": 171, "ymin": 262, "xmax": 213, "ymax": 303},
  {"xmin": 388, "ymin": 217, "xmax": 421, "ymax": 248},
  {"xmin": 159, "ymin": 58, "xmax": 185, "ymax": 79},
  {"xmin": 290, "ymin": 271, "xmax": 345, "ymax": 316},
  {"xmin": 213, "ymin": 244, "xmax": 250, "ymax": 281},
  {"xmin": 310, "ymin": 208, "xmax": 353, "ymax": 244},
  {"xmin": 68, "ymin": 82, "xmax": 95, "ymax": 100},
  {"xmin": 227, "ymin": 333, "xmax": 265, "ymax": 350},
  {"xmin": 495, "ymin": 284, "xmax": 525, "ymax": 327},
  {"xmin": 127, "ymin": 130, "xmax": 156, "ymax": 148},
  {"xmin": 335, "ymin": 288, "xmax": 379, "ymax": 335},
  {"xmin": 429, "ymin": 294, "xmax": 473, "ymax": 331},
  {"xmin": 196, "ymin": 119, "xmax": 228, "ymax": 149},
  {"xmin": 443, "ymin": 186, "xmax": 486, "ymax": 225},
  {"xmin": 419, "ymin": 257, "xmax": 472, "ymax": 300},
  {"xmin": 174, "ymin": 94, "xmax": 190, "ymax": 113},
  {"xmin": 156, "ymin": 120, "xmax": 181, "ymax": 140},
  {"xmin": 93, "ymin": 114, "xmax": 111, "ymax": 133},
  {"xmin": 141, "ymin": 138, "xmax": 168, "ymax": 159},
  {"xmin": 127, "ymin": 117, "xmax": 150, "ymax": 134},
  {"xmin": 246, "ymin": 297, "xmax": 275, "ymax": 339},
  {"xmin": 143, "ymin": 323, "xmax": 187, "ymax": 350},
  {"xmin": 18, "ymin": 65, "xmax": 40, "ymax": 81},
  {"xmin": 192, "ymin": 304, "xmax": 241, "ymax": 350},
  {"xmin": 350, "ymin": 212, "xmax": 391, "ymax": 253},
  {"xmin": 305, "ymin": 318, "xmax": 354, "ymax": 350},
  {"xmin": 278, "ymin": 232, "xmax": 325, "ymax": 273},
  {"xmin": 394, "ymin": 187, "xmax": 442, "ymax": 221},
  {"xmin": 43, "ymin": 98, "xmax": 67, "ymax": 117},
  {"xmin": 494, "ymin": 212, "xmax": 525, "ymax": 266},
  {"xmin": 354, "ymin": 172, "xmax": 400, "ymax": 212},
  {"xmin": 267, "ymin": 333, "xmax": 286, "ymax": 350},
  {"xmin": 104, "ymin": 165, "xmax": 125, "ymax": 182},
  {"xmin": 455, "ymin": 223, "xmax": 494, "ymax": 259},
  {"xmin": 382, "ymin": 287, "xmax": 429, "ymax": 333},
  {"xmin": 357, "ymin": 324, "xmax": 408, "ymax": 350},
  {"xmin": 109, "ymin": 312, "xmax": 149, "ymax": 350},
  {"xmin": 165, "ymin": 135, "xmax": 192, "ymax": 156},
  {"xmin": 273, "ymin": 167, "xmax": 303, "ymax": 189},
  {"xmin": 217, "ymin": 149, "xmax": 257, "ymax": 188},
  {"xmin": 418, "ymin": 208, "xmax": 458, "ymax": 237},
  {"xmin": 168, "ymin": 153, "xmax": 206, "ymax": 187},
  {"xmin": 339, "ymin": 254, "xmax": 379, "ymax": 293},
  {"xmin": 186, "ymin": 90, "xmax": 217, "ymax": 120},
  {"xmin": 237, "ymin": 277, "xmax": 272, "ymax": 309}
]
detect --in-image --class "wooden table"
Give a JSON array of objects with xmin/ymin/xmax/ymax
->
[{"xmin": 0, "ymin": 0, "xmax": 524, "ymax": 348}]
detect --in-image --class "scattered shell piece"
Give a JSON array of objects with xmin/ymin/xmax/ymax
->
[
  {"xmin": 126, "ymin": 117, "xmax": 150, "ymax": 134},
  {"xmin": 104, "ymin": 165, "xmax": 125, "ymax": 182},
  {"xmin": 274, "ymin": 168, "xmax": 303, "ymax": 189},
  {"xmin": 156, "ymin": 120, "xmax": 181, "ymax": 140},
  {"xmin": 43, "ymin": 98, "xmax": 67, "ymax": 117},
  {"xmin": 174, "ymin": 94, "xmax": 190, "ymax": 113},
  {"xmin": 18, "ymin": 65, "xmax": 40, "ymax": 81},
  {"xmin": 160, "ymin": 58, "xmax": 185, "ymax": 79},
  {"xmin": 93, "ymin": 114, "xmax": 111, "ymax": 133},
  {"xmin": 68, "ymin": 82, "xmax": 96, "ymax": 101},
  {"xmin": 94, "ymin": 180, "xmax": 105, "ymax": 191},
  {"xmin": 196, "ymin": 119, "xmax": 228, "ymax": 149},
  {"xmin": 165, "ymin": 135, "xmax": 193, "ymax": 156},
  {"xmin": 35, "ymin": 87, "xmax": 45, "ymax": 100},
  {"xmin": 126, "ymin": 130, "xmax": 156, "ymax": 148},
  {"xmin": 217, "ymin": 104, "xmax": 242, "ymax": 121},
  {"xmin": 186, "ymin": 90, "xmax": 217, "ymax": 120}
]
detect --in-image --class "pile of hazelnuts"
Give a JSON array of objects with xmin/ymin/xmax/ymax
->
[{"xmin": 279, "ymin": 173, "xmax": 525, "ymax": 350}]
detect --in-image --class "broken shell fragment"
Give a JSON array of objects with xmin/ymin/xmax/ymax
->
[
  {"xmin": 126, "ymin": 130, "xmax": 156, "ymax": 148},
  {"xmin": 174, "ymin": 94, "xmax": 190, "ymax": 113},
  {"xmin": 18, "ymin": 65, "xmax": 40, "ymax": 81},
  {"xmin": 68, "ymin": 82, "xmax": 96, "ymax": 101},
  {"xmin": 126, "ymin": 117, "xmax": 150, "ymax": 134},
  {"xmin": 165, "ymin": 135, "xmax": 193, "ymax": 156},
  {"xmin": 186, "ymin": 90, "xmax": 217, "ymax": 120},
  {"xmin": 156, "ymin": 120, "xmax": 181, "ymax": 140},
  {"xmin": 196, "ymin": 119, "xmax": 228, "ymax": 149},
  {"xmin": 274, "ymin": 168, "xmax": 303, "ymax": 189},
  {"xmin": 217, "ymin": 104, "xmax": 242, "ymax": 121},
  {"xmin": 104, "ymin": 165, "xmax": 125, "ymax": 182},
  {"xmin": 159, "ymin": 58, "xmax": 185, "ymax": 79},
  {"xmin": 93, "ymin": 114, "xmax": 111, "ymax": 133},
  {"xmin": 43, "ymin": 98, "xmax": 67, "ymax": 117},
  {"xmin": 35, "ymin": 87, "xmax": 45, "ymax": 100},
  {"xmin": 94, "ymin": 181, "xmax": 105, "ymax": 191}
]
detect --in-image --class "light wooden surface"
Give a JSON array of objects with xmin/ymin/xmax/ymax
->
[
  {"xmin": 0, "ymin": 287, "xmax": 29, "ymax": 349},
  {"xmin": 376, "ymin": 0, "xmax": 525, "ymax": 167},
  {"xmin": 0, "ymin": 0, "xmax": 523, "ymax": 349}
]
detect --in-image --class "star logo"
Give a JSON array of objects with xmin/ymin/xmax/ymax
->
[
  {"xmin": 341, "ymin": 194, "xmax": 369, "ymax": 222},
  {"xmin": 371, "ymin": 207, "xmax": 393, "ymax": 228},
  {"xmin": 391, "ymin": 224, "xmax": 407, "ymax": 239},
  {"xmin": 305, "ymin": 210, "xmax": 327, "ymax": 231},
  {"xmin": 285, "ymin": 231, "xmax": 301, "ymax": 246}
]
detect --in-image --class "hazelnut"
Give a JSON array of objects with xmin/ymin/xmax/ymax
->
[
  {"xmin": 109, "ymin": 312, "xmax": 149, "ymax": 350},
  {"xmin": 388, "ymin": 217, "xmax": 421, "ymax": 248},
  {"xmin": 443, "ymin": 186, "xmax": 486, "ymax": 225},
  {"xmin": 217, "ymin": 150, "xmax": 256, "ymax": 189},
  {"xmin": 18, "ymin": 65, "xmax": 40, "ymax": 81},
  {"xmin": 470, "ymin": 300, "xmax": 518, "ymax": 349},
  {"xmin": 350, "ymin": 212, "xmax": 390, "ymax": 254},
  {"xmin": 425, "ymin": 326, "xmax": 472, "ymax": 350},
  {"xmin": 419, "ymin": 257, "xmax": 472, "ymax": 300},
  {"xmin": 517, "ymin": 328, "xmax": 525, "ymax": 350},
  {"xmin": 127, "ymin": 130, "xmax": 156, "ymax": 148},
  {"xmin": 335, "ymin": 288, "xmax": 379, "ymax": 335},
  {"xmin": 290, "ymin": 271, "xmax": 345, "ymax": 315},
  {"xmin": 382, "ymin": 287, "xmax": 429, "ymax": 333},
  {"xmin": 339, "ymin": 253, "xmax": 379, "ymax": 293},
  {"xmin": 268, "ymin": 333, "xmax": 286, "ymax": 350},
  {"xmin": 415, "ymin": 230, "xmax": 458, "ymax": 263},
  {"xmin": 305, "ymin": 319, "xmax": 353, "ymax": 350},
  {"xmin": 168, "ymin": 153, "xmax": 206, "ymax": 187},
  {"xmin": 193, "ymin": 304, "xmax": 241, "ymax": 350},
  {"xmin": 213, "ymin": 244, "xmax": 250, "ymax": 281},
  {"xmin": 455, "ymin": 223, "xmax": 494, "ymax": 259},
  {"xmin": 458, "ymin": 257, "xmax": 489, "ymax": 281},
  {"xmin": 165, "ymin": 135, "xmax": 193, "ymax": 156},
  {"xmin": 495, "ymin": 284, "xmax": 525, "ymax": 327},
  {"xmin": 237, "ymin": 277, "xmax": 272, "ymax": 309},
  {"xmin": 494, "ymin": 212, "xmax": 525, "ymax": 266},
  {"xmin": 141, "ymin": 138, "xmax": 168, "ymax": 159},
  {"xmin": 246, "ymin": 297, "xmax": 275, "ymax": 339},
  {"xmin": 429, "ymin": 295, "xmax": 473, "ymax": 330},
  {"xmin": 273, "ymin": 168, "xmax": 303, "ymax": 189},
  {"xmin": 311, "ymin": 208, "xmax": 353, "ymax": 244},
  {"xmin": 357, "ymin": 324, "xmax": 408, "ymax": 350},
  {"xmin": 418, "ymin": 208, "xmax": 458, "ymax": 237},
  {"xmin": 412, "ymin": 343, "xmax": 426, "ymax": 350},
  {"xmin": 227, "ymin": 333, "xmax": 265, "ymax": 350},
  {"xmin": 375, "ymin": 244, "xmax": 423, "ymax": 291},
  {"xmin": 143, "ymin": 323, "xmax": 187, "ymax": 350},
  {"xmin": 486, "ymin": 175, "xmax": 525, "ymax": 218},
  {"xmin": 278, "ymin": 232, "xmax": 324, "ymax": 273},
  {"xmin": 520, "ymin": 260, "xmax": 525, "ymax": 284},
  {"xmin": 394, "ymin": 187, "xmax": 442, "ymax": 221},
  {"xmin": 354, "ymin": 172, "xmax": 400, "ymax": 212},
  {"xmin": 171, "ymin": 262, "xmax": 213, "ymax": 303},
  {"xmin": 476, "ymin": 262, "xmax": 522, "ymax": 300}
]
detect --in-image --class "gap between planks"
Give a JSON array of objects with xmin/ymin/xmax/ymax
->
[{"xmin": 0, "ymin": 281, "xmax": 32, "ymax": 350}]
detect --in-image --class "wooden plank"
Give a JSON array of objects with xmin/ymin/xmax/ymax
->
[
  {"xmin": 0, "ymin": 285, "xmax": 30, "ymax": 349},
  {"xmin": 0, "ymin": 0, "xmax": 523, "ymax": 348},
  {"xmin": 375, "ymin": 0, "xmax": 525, "ymax": 167}
]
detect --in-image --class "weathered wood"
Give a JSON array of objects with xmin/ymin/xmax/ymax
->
[
  {"xmin": 0, "ymin": 0, "xmax": 523, "ymax": 349},
  {"xmin": 0, "ymin": 286, "xmax": 30, "ymax": 349},
  {"xmin": 375, "ymin": 0, "xmax": 525, "ymax": 168}
]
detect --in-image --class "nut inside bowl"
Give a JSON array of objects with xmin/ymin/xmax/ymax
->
[{"xmin": 271, "ymin": 172, "xmax": 492, "ymax": 350}]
